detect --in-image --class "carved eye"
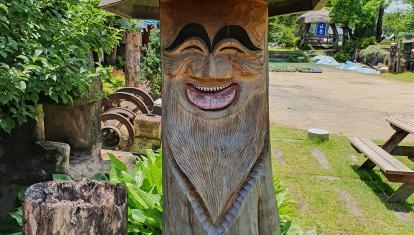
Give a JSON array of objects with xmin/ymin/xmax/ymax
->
[
  {"xmin": 219, "ymin": 46, "xmax": 244, "ymax": 53},
  {"xmin": 213, "ymin": 39, "xmax": 251, "ymax": 56},
  {"xmin": 181, "ymin": 45, "xmax": 204, "ymax": 53}
]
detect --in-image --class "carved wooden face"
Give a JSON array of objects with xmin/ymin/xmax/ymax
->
[
  {"xmin": 163, "ymin": 23, "xmax": 264, "ymax": 115},
  {"xmin": 161, "ymin": 0, "xmax": 268, "ymax": 230}
]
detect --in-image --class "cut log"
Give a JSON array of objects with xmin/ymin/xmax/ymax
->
[{"xmin": 23, "ymin": 179, "xmax": 127, "ymax": 235}]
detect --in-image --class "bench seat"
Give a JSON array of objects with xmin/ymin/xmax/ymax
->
[
  {"xmin": 349, "ymin": 137, "xmax": 414, "ymax": 176},
  {"xmin": 386, "ymin": 117, "xmax": 414, "ymax": 134}
]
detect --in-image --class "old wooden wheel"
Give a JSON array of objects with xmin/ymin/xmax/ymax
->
[
  {"xmin": 102, "ymin": 92, "xmax": 150, "ymax": 115},
  {"xmin": 101, "ymin": 113, "xmax": 135, "ymax": 151},
  {"xmin": 117, "ymin": 87, "xmax": 155, "ymax": 111}
]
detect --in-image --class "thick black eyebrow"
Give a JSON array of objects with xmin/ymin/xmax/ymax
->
[
  {"xmin": 165, "ymin": 23, "xmax": 211, "ymax": 52},
  {"xmin": 212, "ymin": 25, "xmax": 261, "ymax": 51}
]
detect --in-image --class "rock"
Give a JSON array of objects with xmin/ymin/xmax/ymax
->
[
  {"xmin": 0, "ymin": 119, "xmax": 70, "ymax": 219},
  {"xmin": 132, "ymin": 114, "xmax": 161, "ymax": 154},
  {"xmin": 23, "ymin": 179, "xmax": 128, "ymax": 235},
  {"xmin": 308, "ymin": 128, "xmax": 329, "ymax": 142}
]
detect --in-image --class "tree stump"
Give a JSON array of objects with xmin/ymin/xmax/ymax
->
[
  {"xmin": 308, "ymin": 128, "xmax": 330, "ymax": 142},
  {"xmin": 23, "ymin": 179, "xmax": 127, "ymax": 235}
]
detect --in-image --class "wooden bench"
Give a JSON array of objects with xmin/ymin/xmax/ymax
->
[
  {"xmin": 387, "ymin": 117, "xmax": 414, "ymax": 134},
  {"xmin": 349, "ymin": 137, "xmax": 414, "ymax": 202}
]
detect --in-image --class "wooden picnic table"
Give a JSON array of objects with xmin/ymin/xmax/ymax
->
[{"xmin": 349, "ymin": 117, "xmax": 414, "ymax": 203}]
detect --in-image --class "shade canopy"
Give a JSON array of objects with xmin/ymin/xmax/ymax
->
[
  {"xmin": 99, "ymin": 0, "xmax": 327, "ymax": 19},
  {"xmin": 297, "ymin": 9, "xmax": 331, "ymax": 24}
]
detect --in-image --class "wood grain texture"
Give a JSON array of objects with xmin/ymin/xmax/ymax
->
[
  {"xmin": 125, "ymin": 31, "xmax": 142, "ymax": 87},
  {"xmin": 350, "ymin": 137, "xmax": 414, "ymax": 175},
  {"xmin": 160, "ymin": 1, "xmax": 278, "ymax": 234},
  {"xmin": 23, "ymin": 179, "xmax": 127, "ymax": 235}
]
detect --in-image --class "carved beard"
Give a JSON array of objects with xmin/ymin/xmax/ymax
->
[{"xmin": 164, "ymin": 83, "xmax": 267, "ymax": 224}]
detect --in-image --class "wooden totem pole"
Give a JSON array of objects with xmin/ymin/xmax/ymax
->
[
  {"xmin": 100, "ymin": 0, "xmax": 326, "ymax": 234},
  {"xmin": 161, "ymin": 1, "xmax": 278, "ymax": 234}
]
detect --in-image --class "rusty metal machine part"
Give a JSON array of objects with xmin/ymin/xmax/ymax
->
[
  {"xmin": 105, "ymin": 107, "xmax": 137, "ymax": 124},
  {"xmin": 117, "ymin": 87, "xmax": 155, "ymax": 111},
  {"xmin": 102, "ymin": 92, "xmax": 150, "ymax": 115},
  {"xmin": 101, "ymin": 113, "xmax": 135, "ymax": 151}
]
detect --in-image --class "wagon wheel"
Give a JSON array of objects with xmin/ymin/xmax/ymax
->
[
  {"xmin": 105, "ymin": 107, "xmax": 136, "ymax": 125},
  {"xmin": 117, "ymin": 87, "xmax": 155, "ymax": 111},
  {"xmin": 101, "ymin": 113, "xmax": 135, "ymax": 151},
  {"xmin": 102, "ymin": 92, "xmax": 150, "ymax": 115}
]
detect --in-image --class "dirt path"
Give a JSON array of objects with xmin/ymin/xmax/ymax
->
[{"xmin": 269, "ymin": 66, "xmax": 414, "ymax": 141}]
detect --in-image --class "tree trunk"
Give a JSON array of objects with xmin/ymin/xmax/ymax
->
[
  {"xmin": 330, "ymin": 23, "xmax": 339, "ymax": 49},
  {"xmin": 23, "ymin": 179, "xmax": 128, "ymax": 235},
  {"xmin": 106, "ymin": 45, "xmax": 118, "ymax": 66},
  {"xmin": 376, "ymin": 4, "xmax": 385, "ymax": 42},
  {"xmin": 125, "ymin": 30, "xmax": 142, "ymax": 87},
  {"xmin": 342, "ymin": 24, "xmax": 350, "ymax": 48}
]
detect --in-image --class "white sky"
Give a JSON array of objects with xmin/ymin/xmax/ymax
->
[{"xmin": 385, "ymin": 0, "xmax": 412, "ymax": 13}]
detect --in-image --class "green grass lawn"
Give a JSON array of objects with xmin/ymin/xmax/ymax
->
[
  {"xmin": 270, "ymin": 125, "xmax": 414, "ymax": 234},
  {"xmin": 269, "ymin": 62, "xmax": 316, "ymax": 72},
  {"xmin": 381, "ymin": 72, "xmax": 414, "ymax": 83}
]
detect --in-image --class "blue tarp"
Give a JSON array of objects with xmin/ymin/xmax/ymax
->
[{"xmin": 311, "ymin": 56, "xmax": 380, "ymax": 75}]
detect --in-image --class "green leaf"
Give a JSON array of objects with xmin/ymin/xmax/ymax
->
[
  {"xmin": 91, "ymin": 173, "xmax": 109, "ymax": 181},
  {"xmin": 52, "ymin": 174, "xmax": 73, "ymax": 181},
  {"xmin": 35, "ymin": 49, "xmax": 43, "ymax": 56},
  {"xmin": 9, "ymin": 208, "xmax": 22, "ymax": 226},
  {"xmin": 16, "ymin": 55, "xmax": 29, "ymax": 64},
  {"xmin": 109, "ymin": 153, "xmax": 127, "ymax": 171},
  {"xmin": 130, "ymin": 209, "xmax": 147, "ymax": 224}
]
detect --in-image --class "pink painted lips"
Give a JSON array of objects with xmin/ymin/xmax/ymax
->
[{"xmin": 186, "ymin": 82, "xmax": 238, "ymax": 110}]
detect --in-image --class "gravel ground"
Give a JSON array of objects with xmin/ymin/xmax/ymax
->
[{"xmin": 269, "ymin": 66, "xmax": 414, "ymax": 141}]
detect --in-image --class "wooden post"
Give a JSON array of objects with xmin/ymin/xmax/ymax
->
[
  {"xmin": 125, "ymin": 30, "xmax": 142, "ymax": 87},
  {"xmin": 161, "ymin": 0, "xmax": 279, "ymax": 234},
  {"xmin": 23, "ymin": 179, "xmax": 127, "ymax": 235}
]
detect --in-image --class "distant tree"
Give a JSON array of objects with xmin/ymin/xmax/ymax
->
[
  {"xmin": 329, "ymin": 0, "xmax": 385, "ymax": 46},
  {"xmin": 384, "ymin": 9, "xmax": 414, "ymax": 39},
  {"xmin": 268, "ymin": 15, "xmax": 300, "ymax": 48}
]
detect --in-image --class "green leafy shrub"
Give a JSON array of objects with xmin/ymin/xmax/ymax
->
[
  {"xmin": 0, "ymin": 0, "xmax": 121, "ymax": 133},
  {"xmin": 103, "ymin": 69, "xmax": 126, "ymax": 94},
  {"xmin": 140, "ymin": 29, "xmax": 162, "ymax": 99},
  {"xmin": 334, "ymin": 51, "xmax": 352, "ymax": 63},
  {"xmin": 354, "ymin": 37, "xmax": 376, "ymax": 49},
  {"xmin": 268, "ymin": 15, "xmax": 301, "ymax": 48},
  {"xmin": 275, "ymin": 177, "xmax": 317, "ymax": 235},
  {"xmin": 359, "ymin": 45, "xmax": 390, "ymax": 65},
  {"xmin": 109, "ymin": 150, "xmax": 163, "ymax": 235},
  {"xmin": 288, "ymin": 51, "xmax": 310, "ymax": 63}
]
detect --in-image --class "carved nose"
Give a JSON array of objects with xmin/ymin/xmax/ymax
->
[
  {"xmin": 204, "ymin": 54, "xmax": 217, "ymax": 77},
  {"xmin": 202, "ymin": 54, "xmax": 233, "ymax": 79}
]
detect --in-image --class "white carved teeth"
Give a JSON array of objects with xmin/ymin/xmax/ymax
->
[{"xmin": 193, "ymin": 83, "xmax": 231, "ymax": 92}]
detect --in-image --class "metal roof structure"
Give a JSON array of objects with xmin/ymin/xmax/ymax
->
[{"xmin": 99, "ymin": 0, "xmax": 327, "ymax": 19}]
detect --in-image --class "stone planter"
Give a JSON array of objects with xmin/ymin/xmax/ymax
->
[{"xmin": 43, "ymin": 100, "xmax": 102, "ymax": 159}]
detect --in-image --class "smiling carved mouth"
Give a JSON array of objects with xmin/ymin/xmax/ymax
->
[{"xmin": 186, "ymin": 81, "xmax": 238, "ymax": 111}]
